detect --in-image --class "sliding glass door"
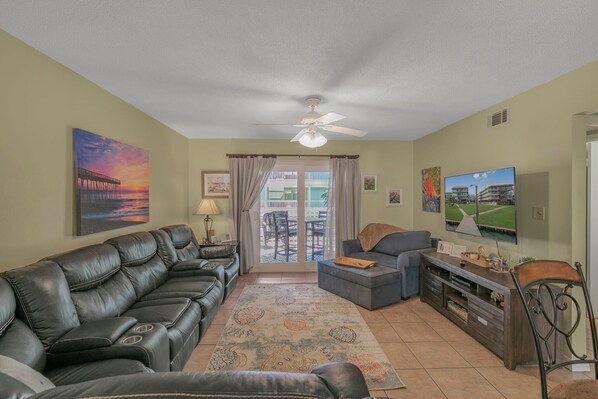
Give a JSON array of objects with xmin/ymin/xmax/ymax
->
[{"xmin": 254, "ymin": 159, "xmax": 329, "ymax": 272}]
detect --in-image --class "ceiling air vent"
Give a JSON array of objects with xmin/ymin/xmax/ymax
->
[{"xmin": 487, "ymin": 108, "xmax": 508, "ymax": 127}]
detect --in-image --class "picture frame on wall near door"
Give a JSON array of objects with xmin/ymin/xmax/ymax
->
[{"xmin": 201, "ymin": 171, "xmax": 230, "ymax": 198}]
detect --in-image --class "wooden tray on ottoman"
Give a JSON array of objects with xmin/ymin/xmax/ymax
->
[{"xmin": 332, "ymin": 257, "xmax": 377, "ymax": 269}]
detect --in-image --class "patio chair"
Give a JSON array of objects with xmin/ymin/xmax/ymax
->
[
  {"xmin": 273, "ymin": 211, "xmax": 297, "ymax": 261},
  {"xmin": 262, "ymin": 212, "xmax": 276, "ymax": 246},
  {"xmin": 308, "ymin": 210, "xmax": 327, "ymax": 260},
  {"xmin": 510, "ymin": 260, "xmax": 598, "ymax": 399}
]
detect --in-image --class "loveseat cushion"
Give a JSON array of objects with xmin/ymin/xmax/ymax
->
[
  {"xmin": 46, "ymin": 245, "xmax": 138, "ymax": 322},
  {"xmin": 199, "ymin": 245, "xmax": 236, "ymax": 259},
  {"xmin": 45, "ymin": 244, "xmax": 121, "ymax": 291},
  {"xmin": 141, "ymin": 277, "xmax": 224, "ymax": 318},
  {"xmin": 161, "ymin": 225, "xmax": 194, "ymax": 249},
  {"xmin": 0, "ymin": 318, "xmax": 46, "ymax": 372},
  {"xmin": 44, "ymin": 358, "xmax": 151, "ymax": 386},
  {"xmin": 30, "ymin": 362, "xmax": 370, "ymax": 399},
  {"xmin": 106, "ymin": 233, "xmax": 170, "ymax": 299},
  {"xmin": 106, "ymin": 232, "xmax": 158, "ymax": 267},
  {"xmin": 68, "ymin": 271, "xmax": 137, "ymax": 323},
  {"xmin": 205, "ymin": 256, "xmax": 240, "ymax": 283},
  {"xmin": 373, "ymin": 230, "xmax": 431, "ymax": 256},
  {"xmin": 2, "ymin": 261, "xmax": 80, "ymax": 350},
  {"xmin": 171, "ymin": 259, "xmax": 208, "ymax": 272},
  {"xmin": 0, "ymin": 278, "xmax": 16, "ymax": 336},
  {"xmin": 161, "ymin": 225, "xmax": 200, "ymax": 261},
  {"xmin": 123, "ymin": 298, "xmax": 201, "ymax": 361}
]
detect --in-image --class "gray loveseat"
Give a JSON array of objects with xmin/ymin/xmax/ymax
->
[{"xmin": 341, "ymin": 230, "xmax": 437, "ymax": 298}]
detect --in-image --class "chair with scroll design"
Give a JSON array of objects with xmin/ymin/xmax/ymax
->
[
  {"xmin": 510, "ymin": 260, "xmax": 598, "ymax": 399},
  {"xmin": 273, "ymin": 211, "xmax": 297, "ymax": 261}
]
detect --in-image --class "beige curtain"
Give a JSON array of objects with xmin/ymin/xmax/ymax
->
[
  {"xmin": 324, "ymin": 157, "xmax": 360, "ymax": 258},
  {"xmin": 229, "ymin": 156, "xmax": 276, "ymax": 274}
]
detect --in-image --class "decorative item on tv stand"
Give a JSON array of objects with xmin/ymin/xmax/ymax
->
[
  {"xmin": 194, "ymin": 199, "xmax": 222, "ymax": 244},
  {"xmin": 454, "ymin": 215, "xmax": 510, "ymax": 272}
]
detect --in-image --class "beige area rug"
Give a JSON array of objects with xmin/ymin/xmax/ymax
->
[{"xmin": 207, "ymin": 284, "xmax": 404, "ymax": 390}]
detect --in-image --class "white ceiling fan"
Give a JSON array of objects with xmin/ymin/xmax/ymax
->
[{"xmin": 254, "ymin": 97, "xmax": 368, "ymax": 148}]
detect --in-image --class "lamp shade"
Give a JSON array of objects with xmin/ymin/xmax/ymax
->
[
  {"xmin": 299, "ymin": 131, "xmax": 327, "ymax": 148},
  {"xmin": 194, "ymin": 199, "xmax": 221, "ymax": 216}
]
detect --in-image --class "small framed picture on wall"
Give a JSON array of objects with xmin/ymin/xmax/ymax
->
[
  {"xmin": 201, "ymin": 171, "xmax": 230, "ymax": 198},
  {"xmin": 385, "ymin": 187, "xmax": 403, "ymax": 206},
  {"xmin": 362, "ymin": 174, "xmax": 377, "ymax": 192}
]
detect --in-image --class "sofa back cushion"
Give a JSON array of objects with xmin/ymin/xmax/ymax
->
[
  {"xmin": 161, "ymin": 224, "xmax": 200, "ymax": 261},
  {"xmin": 0, "ymin": 278, "xmax": 16, "ymax": 336},
  {"xmin": 2, "ymin": 261, "xmax": 80, "ymax": 350},
  {"xmin": 46, "ymin": 244, "xmax": 137, "ymax": 322},
  {"xmin": 150, "ymin": 230, "xmax": 178, "ymax": 269},
  {"xmin": 373, "ymin": 231, "xmax": 431, "ymax": 256},
  {"xmin": 106, "ymin": 232, "xmax": 168, "ymax": 299},
  {"xmin": 0, "ymin": 279, "xmax": 46, "ymax": 372}
]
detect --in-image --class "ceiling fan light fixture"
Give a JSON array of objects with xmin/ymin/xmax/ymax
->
[{"xmin": 299, "ymin": 131, "xmax": 327, "ymax": 148}]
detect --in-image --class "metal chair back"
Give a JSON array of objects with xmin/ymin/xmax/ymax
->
[{"xmin": 510, "ymin": 261, "xmax": 598, "ymax": 399}]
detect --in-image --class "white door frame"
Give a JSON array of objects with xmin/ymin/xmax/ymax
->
[
  {"xmin": 588, "ymin": 140, "xmax": 598, "ymax": 307},
  {"xmin": 253, "ymin": 159, "xmax": 329, "ymax": 272}
]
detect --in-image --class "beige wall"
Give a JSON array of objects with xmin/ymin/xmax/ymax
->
[
  {"xmin": 413, "ymin": 61, "xmax": 598, "ymax": 267},
  {"xmin": 188, "ymin": 139, "xmax": 413, "ymax": 242},
  {"xmin": 0, "ymin": 30, "xmax": 189, "ymax": 271}
]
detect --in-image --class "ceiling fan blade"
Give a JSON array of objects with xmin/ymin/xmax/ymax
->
[
  {"xmin": 252, "ymin": 123, "xmax": 306, "ymax": 127},
  {"xmin": 290, "ymin": 129, "xmax": 308, "ymax": 142},
  {"xmin": 315, "ymin": 112, "xmax": 346, "ymax": 125},
  {"xmin": 321, "ymin": 125, "xmax": 368, "ymax": 137}
]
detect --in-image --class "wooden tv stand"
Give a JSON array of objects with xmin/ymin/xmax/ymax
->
[{"xmin": 420, "ymin": 252, "xmax": 535, "ymax": 369}]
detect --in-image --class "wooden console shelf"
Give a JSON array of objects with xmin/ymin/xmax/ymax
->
[{"xmin": 420, "ymin": 252, "xmax": 535, "ymax": 369}]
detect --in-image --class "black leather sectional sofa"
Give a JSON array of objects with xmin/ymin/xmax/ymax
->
[{"xmin": 0, "ymin": 224, "xmax": 371, "ymax": 398}]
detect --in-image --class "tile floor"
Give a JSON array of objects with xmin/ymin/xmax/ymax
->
[{"xmin": 183, "ymin": 272, "xmax": 593, "ymax": 399}]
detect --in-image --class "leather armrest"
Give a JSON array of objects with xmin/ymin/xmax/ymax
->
[
  {"xmin": 50, "ymin": 317, "xmax": 137, "ymax": 354},
  {"xmin": 31, "ymin": 363, "xmax": 371, "ymax": 399},
  {"xmin": 47, "ymin": 323, "xmax": 170, "ymax": 373},
  {"xmin": 312, "ymin": 362, "xmax": 370, "ymax": 399},
  {"xmin": 341, "ymin": 239, "xmax": 363, "ymax": 256},
  {"xmin": 171, "ymin": 259, "xmax": 208, "ymax": 272},
  {"xmin": 199, "ymin": 245, "xmax": 236, "ymax": 259},
  {"xmin": 169, "ymin": 263, "xmax": 225, "ymax": 282}
]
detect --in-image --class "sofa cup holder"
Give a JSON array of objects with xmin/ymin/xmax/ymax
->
[
  {"xmin": 134, "ymin": 324, "xmax": 154, "ymax": 333},
  {"xmin": 121, "ymin": 335, "xmax": 143, "ymax": 345}
]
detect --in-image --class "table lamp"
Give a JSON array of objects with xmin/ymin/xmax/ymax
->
[{"xmin": 194, "ymin": 199, "xmax": 221, "ymax": 244}]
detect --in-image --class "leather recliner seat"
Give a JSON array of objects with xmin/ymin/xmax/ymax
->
[
  {"xmin": 3, "ymin": 230, "xmax": 224, "ymax": 372},
  {"xmin": 0, "ymin": 278, "xmax": 152, "ymax": 388},
  {"xmin": 105, "ymin": 231, "xmax": 224, "ymax": 369},
  {"xmin": 0, "ymin": 278, "xmax": 371, "ymax": 399},
  {"xmin": 159, "ymin": 224, "xmax": 240, "ymax": 300}
]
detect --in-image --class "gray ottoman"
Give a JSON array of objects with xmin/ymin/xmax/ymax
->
[{"xmin": 317, "ymin": 259, "xmax": 401, "ymax": 310}]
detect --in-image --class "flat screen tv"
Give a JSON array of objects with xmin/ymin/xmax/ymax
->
[{"xmin": 444, "ymin": 167, "xmax": 517, "ymax": 244}]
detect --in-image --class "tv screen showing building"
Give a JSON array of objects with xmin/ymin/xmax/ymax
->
[{"xmin": 444, "ymin": 167, "xmax": 516, "ymax": 244}]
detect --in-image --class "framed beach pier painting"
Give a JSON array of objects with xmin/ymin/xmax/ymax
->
[{"xmin": 73, "ymin": 128, "xmax": 149, "ymax": 235}]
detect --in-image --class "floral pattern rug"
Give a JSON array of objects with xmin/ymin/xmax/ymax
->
[{"xmin": 207, "ymin": 284, "xmax": 404, "ymax": 390}]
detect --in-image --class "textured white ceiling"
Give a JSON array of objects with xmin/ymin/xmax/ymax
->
[{"xmin": 1, "ymin": 1, "xmax": 598, "ymax": 141}]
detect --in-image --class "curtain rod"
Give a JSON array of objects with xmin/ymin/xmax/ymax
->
[{"xmin": 226, "ymin": 153, "xmax": 359, "ymax": 159}]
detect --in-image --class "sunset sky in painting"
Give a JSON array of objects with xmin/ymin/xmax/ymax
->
[{"xmin": 74, "ymin": 129, "xmax": 149, "ymax": 192}]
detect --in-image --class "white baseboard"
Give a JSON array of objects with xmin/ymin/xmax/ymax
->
[{"xmin": 571, "ymin": 363, "xmax": 591, "ymax": 372}]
